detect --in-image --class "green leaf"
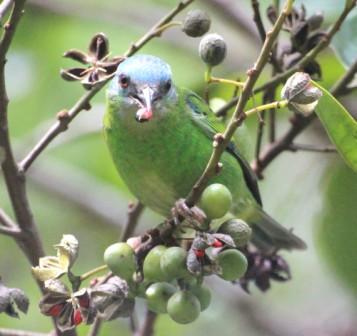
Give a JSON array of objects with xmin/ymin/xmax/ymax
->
[
  {"xmin": 312, "ymin": 81, "xmax": 357, "ymax": 173},
  {"xmin": 332, "ymin": 10, "xmax": 357, "ymax": 68}
]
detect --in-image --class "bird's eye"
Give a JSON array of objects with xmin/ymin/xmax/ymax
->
[
  {"xmin": 119, "ymin": 74, "xmax": 130, "ymax": 88},
  {"xmin": 164, "ymin": 80, "xmax": 172, "ymax": 92}
]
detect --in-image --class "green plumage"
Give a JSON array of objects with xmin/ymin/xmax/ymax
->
[{"xmin": 104, "ymin": 55, "xmax": 305, "ymax": 251}]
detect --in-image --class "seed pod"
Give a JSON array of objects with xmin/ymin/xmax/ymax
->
[
  {"xmin": 199, "ymin": 33, "xmax": 227, "ymax": 66},
  {"xmin": 182, "ymin": 9, "xmax": 211, "ymax": 37},
  {"xmin": 281, "ymin": 72, "xmax": 322, "ymax": 115}
]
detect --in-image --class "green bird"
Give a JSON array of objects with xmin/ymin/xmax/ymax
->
[{"xmin": 104, "ymin": 54, "xmax": 306, "ymax": 251}]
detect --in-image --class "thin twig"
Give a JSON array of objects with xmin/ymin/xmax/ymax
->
[
  {"xmin": 330, "ymin": 58, "xmax": 357, "ymax": 97},
  {"xmin": 120, "ymin": 201, "xmax": 145, "ymax": 241},
  {"xmin": 288, "ymin": 143, "xmax": 337, "ymax": 153},
  {"xmin": 185, "ymin": 0, "xmax": 294, "ymax": 207},
  {"xmin": 251, "ymin": 0, "xmax": 266, "ymax": 41},
  {"xmin": 0, "ymin": 329, "xmax": 47, "ymax": 336},
  {"xmin": 0, "ymin": 208, "xmax": 17, "ymax": 228},
  {"xmin": 0, "ymin": 0, "xmax": 13, "ymax": 22},
  {"xmin": 19, "ymin": 0, "xmax": 195, "ymax": 172},
  {"xmin": 205, "ymin": 0, "xmax": 260, "ymax": 43},
  {"xmin": 216, "ymin": 1, "xmax": 357, "ymax": 117}
]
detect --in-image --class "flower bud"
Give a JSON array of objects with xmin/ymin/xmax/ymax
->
[
  {"xmin": 182, "ymin": 9, "xmax": 211, "ymax": 37},
  {"xmin": 281, "ymin": 72, "xmax": 322, "ymax": 116},
  {"xmin": 199, "ymin": 33, "xmax": 227, "ymax": 66}
]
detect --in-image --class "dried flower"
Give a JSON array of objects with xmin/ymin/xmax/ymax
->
[
  {"xmin": 0, "ymin": 278, "xmax": 29, "ymax": 318},
  {"xmin": 39, "ymin": 280, "xmax": 96, "ymax": 331},
  {"xmin": 91, "ymin": 276, "xmax": 134, "ymax": 320},
  {"xmin": 239, "ymin": 247, "xmax": 291, "ymax": 292},
  {"xmin": 61, "ymin": 33, "xmax": 124, "ymax": 90},
  {"xmin": 32, "ymin": 235, "xmax": 79, "ymax": 282}
]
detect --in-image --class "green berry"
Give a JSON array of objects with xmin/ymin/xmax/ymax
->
[
  {"xmin": 143, "ymin": 245, "xmax": 168, "ymax": 282},
  {"xmin": 190, "ymin": 285, "xmax": 211, "ymax": 311},
  {"xmin": 104, "ymin": 243, "xmax": 136, "ymax": 281},
  {"xmin": 199, "ymin": 183, "xmax": 232, "ymax": 219},
  {"xmin": 199, "ymin": 33, "xmax": 227, "ymax": 66},
  {"xmin": 218, "ymin": 219, "xmax": 252, "ymax": 247},
  {"xmin": 145, "ymin": 282, "xmax": 176, "ymax": 314},
  {"xmin": 160, "ymin": 247, "xmax": 188, "ymax": 280},
  {"xmin": 182, "ymin": 9, "xmax": 211, "ymax": 37},
  {"xmin": 216, "ymin": 249, "xmax": 248, "ymax": 281},
  {"xmin": 167, "ymin": 291, "xmax": 201, "ymax": 324}
]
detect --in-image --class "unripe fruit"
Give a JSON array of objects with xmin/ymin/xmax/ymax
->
[
  {"xmin": 216, "ymin": 249, "xmax": 248, "ymax": 281},
  {"xmin": 145, "ymin": 282, "xmax": 176, "ymax": 314},
  {"xmin": 190, "ymin": 285, "xmax": 211, "ymax": 311},
  {"xmin": 167, "ymin": 291, "xmax": 201, "ymax": 324},
  {"xmin": 182, "ymin": 9, "xmax": 211, "ymax": 37},
  {"xmin": 104, "ymin": 243, "xmax": 136, "ymax": 281},
  {"xmin": 199, "ymin": 33, "xmax": 227, "ymax": 66},
  {"xmin": 160, "ymin": 246, "xmax": 188, "ymax": 280},
  {"xmin": 143, "ymin": 245, "xmax": 168, "ymax": 282},
  {"xmin": 218, "ymin": 219, "xmax": 252, "ymax": 247},
  {"xmin": 199, "ymin": 183, "xmax": 232, "ymax": 219}
]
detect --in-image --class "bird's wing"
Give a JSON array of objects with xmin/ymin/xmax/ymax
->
[{"xmin": 182, "ymin": 88, "xmax": 262, "ymax": 206}]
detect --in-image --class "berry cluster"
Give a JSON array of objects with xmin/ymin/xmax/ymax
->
[{"xmin": 104, "ymin": 183, "xmax": 252, "ymax": 325}]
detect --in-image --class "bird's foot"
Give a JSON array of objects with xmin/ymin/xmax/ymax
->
[{"xmin": 171, "ymin": 199, "xmax": 207, "ymax": 228}]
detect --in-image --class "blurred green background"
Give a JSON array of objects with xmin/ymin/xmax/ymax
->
[{"xmin": 0, "ymin": 0, "xmax": 356, "ymax": 335}]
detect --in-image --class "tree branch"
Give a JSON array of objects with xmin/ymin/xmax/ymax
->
[
  {"xmin": 135, "ymin": 310, "xmax": 157, "ymax": 336},
  {"xmin": 19, "ymin": 0, "xmax": 195, "ymax": 173},
  {"xmin": 185, "ymin": 0, "xmax": 294, "ymax": 207},
  {"xmin": 0, "ymin": 2, "xmax": 76, "ymax": 335},
  {"xmin": 0, "ymin": 208, "xmax": 21, "ymax": 236}
]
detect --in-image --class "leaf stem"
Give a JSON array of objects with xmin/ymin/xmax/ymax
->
[
  {"xmin": 80, "ymin": 264, "xmax": 108, "ymax": 282},
  {"xmin": 209, "ymin": 76, "xmax": 245, "ymax": 88},
  {"xmin": 245, "ymin": 99, "xmax": 288, "ymax": 117},
  {"xmin": 152, "ymin": 21, "xmax": 182, "ymax": 36}
]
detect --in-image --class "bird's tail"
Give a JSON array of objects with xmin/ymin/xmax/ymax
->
[{"xmin": 241, "ymin": 205, "xmax": 307, "ymax": 252}]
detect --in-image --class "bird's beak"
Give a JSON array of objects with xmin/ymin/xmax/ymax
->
[{"xmin": 135, "ymin": 86, "xmax": 154, "ymax": 122}]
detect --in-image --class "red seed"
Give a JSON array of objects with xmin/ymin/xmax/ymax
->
[
  {"xmin": 78, "ymin": 295, "xmax": 90, "ymax": 308},
  {"xmin": 194, "ymin": 249, "xmax": 205, "ymax": 258},
  {"xmin": 212, "ymin": 239, "xmax": 224, "ymax": 248},
  {"xmin": 46, "ymin": 303, "xmax": 64, "ymax": 317},
  {"xmin": 72, "ymin": 309, "xmax": 83, "ymax": 326}
]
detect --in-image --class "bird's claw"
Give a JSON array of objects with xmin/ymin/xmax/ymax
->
[{"xmin": 171, "ymin": 199, "xmax": 207, "ymax": 228}]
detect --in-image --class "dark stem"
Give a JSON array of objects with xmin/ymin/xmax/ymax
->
[
  {"xmin": 288, "ymin": 143, "xmax": 336, "ymax": 153},
  {"xmin": 251, "ymin": 0, "xmax": 266, "ymax": 41},
  {"xmin": 205, "ymin": 0, "xmax": 260, "ymax": 43},
  {"xmin": 120, "ymin": 201, "xmax": 145, "ymax": 241},
  {"xmin": 135, "ymin": 310, "xmax": 157, "ymax": 336}
]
